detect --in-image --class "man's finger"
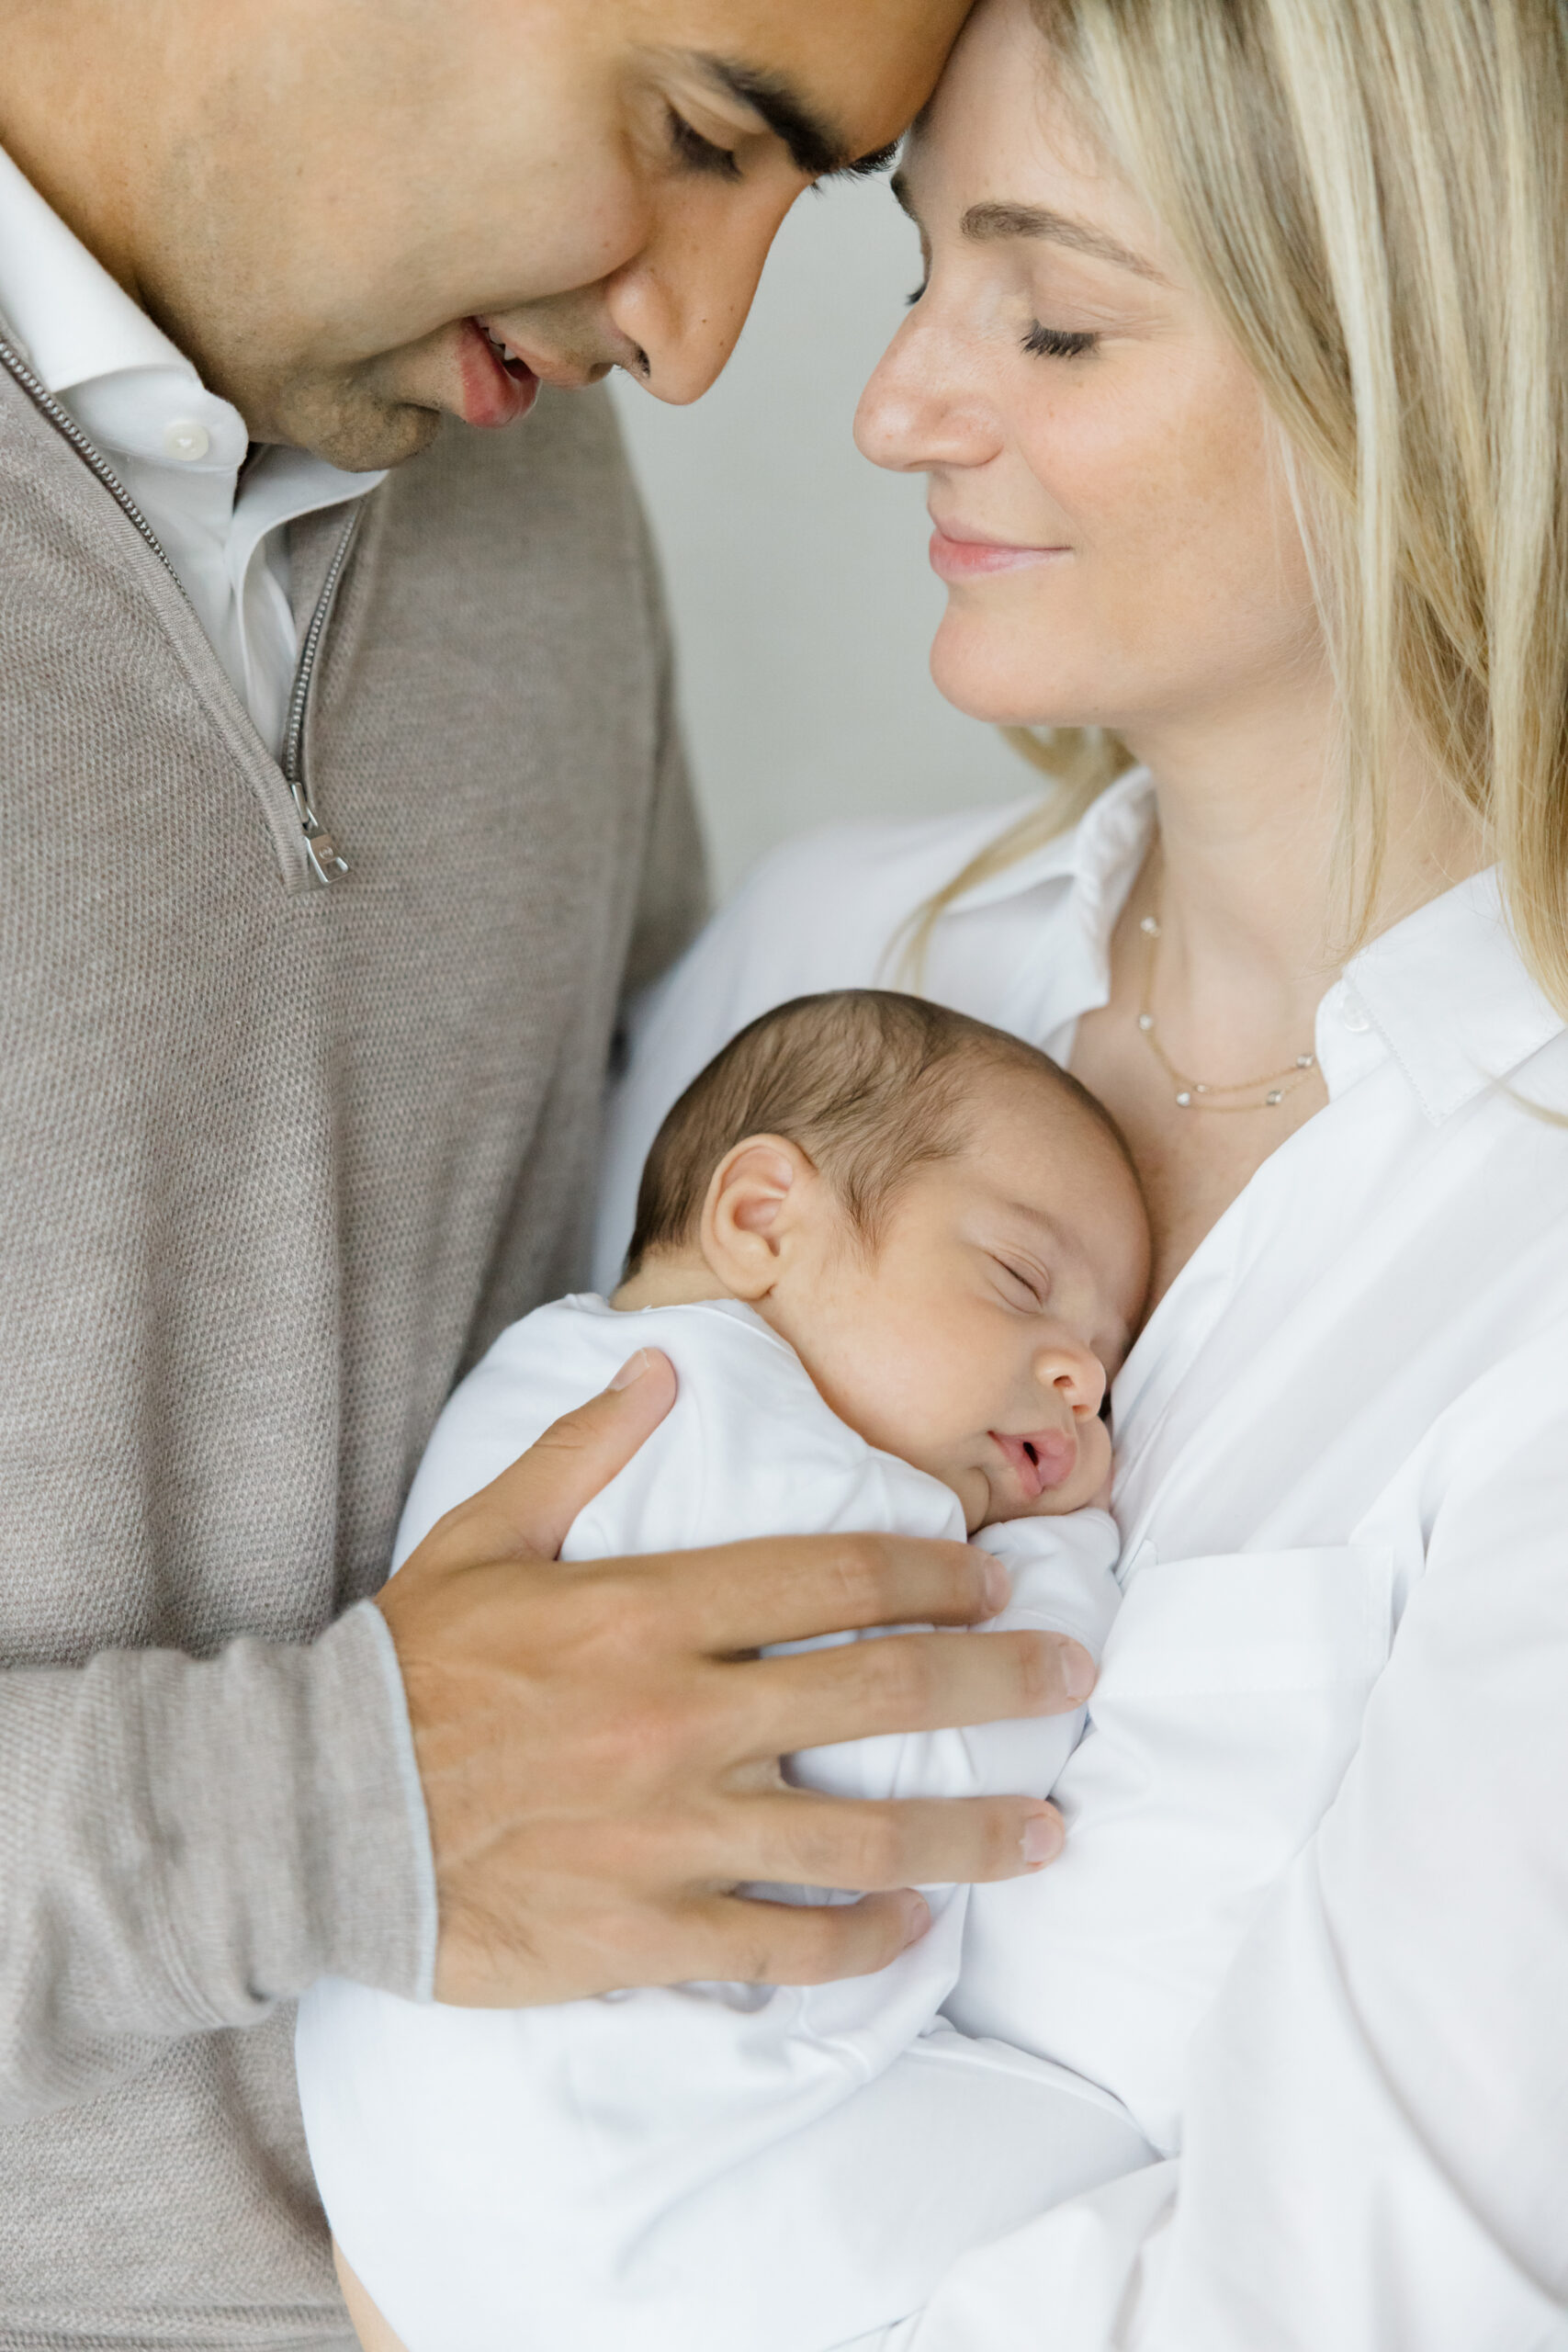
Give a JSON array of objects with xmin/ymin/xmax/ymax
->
[
  {"xmin": 675, "ymin": 1888, "xmax": 934, "ymax": 1987},
  {"xmin": 710, "ymin": 1792, "xmax": 1066, "ymax": 1894},
  {"xmin": 724, "ymin": 1626, "xmax": 1095, "ymax": 1758},
  {"xmin": 446, "ymin": 1350, "xmax": 680, "ymax": 1562},
  {"xmin": 656, "ymin": 1530, "xmax": 1008, "ymax": 1652}
]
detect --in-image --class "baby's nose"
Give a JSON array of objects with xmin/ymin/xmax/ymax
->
[{"xmin": 1032, "ymin": 1340, "xmax": 1106, "ymax": 1413}]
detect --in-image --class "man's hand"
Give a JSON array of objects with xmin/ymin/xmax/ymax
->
[{"xmin": 377, "ymin": 1350, "xmax": 1098, "ymax": 2007}]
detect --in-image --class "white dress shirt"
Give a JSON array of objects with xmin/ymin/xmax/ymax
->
[
  {"xmin": 296, "ymin": 1294, "xmax": 1151, "ymax": 2352},
  {"xmin": 597, "ymin": 770, "xmax": 1568, "ymax": 2352},
  {"xmin": 0, "ymin": 146, "xmax": 382, "ymax": 755}
]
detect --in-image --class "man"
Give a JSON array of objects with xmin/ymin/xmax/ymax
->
[{"xmin": 0, "ymin": 3, "xmax": 1096, "ymax": 2342}]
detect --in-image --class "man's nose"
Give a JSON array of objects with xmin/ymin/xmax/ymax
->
[{"xmin": 605, "ymin": 188, "xmax": 802, "ymax": 407}]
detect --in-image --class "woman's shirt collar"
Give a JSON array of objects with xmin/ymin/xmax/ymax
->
[{"xmin": 928, "ymin": 767, "xmax": 1562, "ymax": 1121}]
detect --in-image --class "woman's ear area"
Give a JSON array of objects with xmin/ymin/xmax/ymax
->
[{"xmin": 699, "ymin": 1136, "xmax": 820, "ymax": 1299}]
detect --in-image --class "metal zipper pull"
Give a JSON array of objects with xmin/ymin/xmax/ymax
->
[{"xmin": 302, "ymin": 826, "xmax": 348, "ymax": 885}]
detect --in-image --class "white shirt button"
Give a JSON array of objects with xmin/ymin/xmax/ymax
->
[
  {"xmin": 163, "ymin": 417, "xmax": 211, "ymax": 462},
  {"xmin": 1339, "ymin": 989, "xmax": 1371, "ymax": 1034}
]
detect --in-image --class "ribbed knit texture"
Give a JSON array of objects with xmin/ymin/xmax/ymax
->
[{"xmin": 0, "ymin": 368, "xmax": 705, "ymax": 2345}]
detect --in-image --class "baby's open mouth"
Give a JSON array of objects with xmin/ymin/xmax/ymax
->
[{"xmin": 990, "ymin": 1427, "xmax": 1077, "ymax": 1501}]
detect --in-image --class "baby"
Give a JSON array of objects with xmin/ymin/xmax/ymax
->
[{"xmin": 297, "ymin": 989, "xmax": 1155, "ymax": 2352}]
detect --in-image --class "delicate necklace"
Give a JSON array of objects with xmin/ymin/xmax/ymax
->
[{"xmin": 1135, "ymin": 911, "xmax": 1317, "ymax": 1113}]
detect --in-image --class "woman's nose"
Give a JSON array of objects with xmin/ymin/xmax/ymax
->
[{"xmin": 853, "ymin": 307, "xmax": 999, "ymax": 475}]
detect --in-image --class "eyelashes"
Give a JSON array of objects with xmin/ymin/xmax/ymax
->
[
  {"xmin": 992, "ymin": 1257, "xmax": 1049, "ymax": 1310},
  {"xmin": 667, "ymin": 109, "xmax": 741, "ymax": 183},
  {"xmin": 902, "ymin": 288, "xmax": 1100, "ymax": 365},
  {"xmin": 1021, "ymin": 322, "xmax": 1098, "ymax": 360}
]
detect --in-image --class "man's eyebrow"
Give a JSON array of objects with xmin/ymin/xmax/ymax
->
[
  {"xmin": 962, "ymin": 200, "xmax": 1168, "ymax": 283},
  {"xmin": 694, "ymin": 55, "xmax": 889, "ymax": 179}
]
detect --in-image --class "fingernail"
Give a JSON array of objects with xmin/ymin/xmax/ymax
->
[
  {"xmin": 981, "ymin": 1556, "xmax": 1010, "ymax": 1615},
  {"xmin": 608, "ymin": 1350, "xmax": 651, "ymax": 1392},
  {"xmin": 902, "ymin": 1894, "xmax": 931, "ymax": 1949},
  {"xmin": 1058, "ymin": 1637, "xmax": 1097, "ymax": 1702},
  {"xmin": 1022, "ymin": 1812, "xmax": 1064, "ymax": 1867}
]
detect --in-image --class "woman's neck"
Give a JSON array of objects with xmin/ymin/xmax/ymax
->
[
  {"xmin": 1121, "ymin": 673, "xmax": 1485, "ymax": 1055},
  {"xmin": 1069, "ymin": 678, "xmax": 1487, "ymax": 1312}
]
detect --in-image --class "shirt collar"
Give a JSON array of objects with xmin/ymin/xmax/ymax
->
[
  {"xmin": 944, "ymin": 763, "xmax": 1156, "ymax": 918},
  {"xmin": 936, "ymin": 765, "xmax": 1562, "ymax": 1123},
  {"xmin": 0, "ymin": 144, "xmax": 186, "ymax": 393},
  {"xmin": 1333, "ymin": 866, "xmax": 1563, "ymax": 1122}
]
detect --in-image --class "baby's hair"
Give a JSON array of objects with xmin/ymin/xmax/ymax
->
[{"xmin": 625, "ymin": 989, "xmax": 1136, "ymax": 1274}]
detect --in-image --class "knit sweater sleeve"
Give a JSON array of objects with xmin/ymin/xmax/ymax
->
[{"xmin": 0, "ymin": 1600, "xmax": 435, "ymax": 2121}]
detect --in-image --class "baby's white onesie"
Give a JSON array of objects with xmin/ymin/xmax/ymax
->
[{"xmin": 296, "ymin": 1297, "xmax": 1154, "ymax": 2352}]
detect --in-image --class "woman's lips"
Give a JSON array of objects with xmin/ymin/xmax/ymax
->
[
  {"xmin": 456, "ymin": 318, "xmax": 540, "ymax": 429},
  {"xmin": 929, "ymin": 528, "xmax": 1069, "ymax": 582},
  {"xmin": 990, "ymin": 1427, "xmax": 1078, "ymax": 1501}
]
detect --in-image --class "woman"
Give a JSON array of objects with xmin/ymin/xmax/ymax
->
[{"xmin": 597, "ymin": 0, "xmax": 1568, "ymax": 2343}]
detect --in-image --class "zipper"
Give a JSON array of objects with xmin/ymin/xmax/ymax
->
[
  {"xmin": 280, "ymin": 507, "xmax": 359, "ymax": 884},
  {"xmin": 0, "ymin": 331, "xmax": 357, "ymax": 888}
]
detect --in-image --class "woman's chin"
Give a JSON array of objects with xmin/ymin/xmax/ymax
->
[{"xmin": 929, "ymin": 621, "xmax": 1104, "ymax": 733}]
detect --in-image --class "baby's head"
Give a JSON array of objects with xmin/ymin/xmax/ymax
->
[{"xmin": 616, "ymin": 991, "xmax": 1150, "ymax": 1532}]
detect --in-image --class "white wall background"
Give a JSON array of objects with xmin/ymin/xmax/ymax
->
[{"xmin": 609, "ymin": 170, "xmax": 1028, "ymax": 898}]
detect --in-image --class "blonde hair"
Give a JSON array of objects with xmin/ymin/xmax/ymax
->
[{"xmin": 914, "ymin": 0, "xmax": 1568, "ymax": 1009}]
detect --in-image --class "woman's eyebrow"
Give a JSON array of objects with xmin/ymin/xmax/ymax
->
[{"xmin": 961, "ymin": 199, "xmax": 1168, "ymax": 284}]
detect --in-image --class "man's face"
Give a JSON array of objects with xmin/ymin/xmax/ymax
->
[{"xmin": 129, "ymin": 0, "xmax": 972, "ymax": 469}]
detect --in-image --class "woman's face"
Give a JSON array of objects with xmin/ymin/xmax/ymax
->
[{"xmin": 854, "ymin": 0, "xmax": 1320, "ymax": 738}]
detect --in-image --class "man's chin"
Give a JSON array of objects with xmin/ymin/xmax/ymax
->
[{"xmin": 266, "ymin": 376, "xmax": 447, "ymax": 473}]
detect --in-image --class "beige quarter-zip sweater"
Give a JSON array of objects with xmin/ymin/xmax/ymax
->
[{"xmin": 0, "ymin": 357, "xmax": 704, "ymax": 2346}]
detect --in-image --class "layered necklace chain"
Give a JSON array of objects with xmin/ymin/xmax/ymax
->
[{"xmin": 1135, "ymin": 910, "xmax": 1317, "ymax": 1113}]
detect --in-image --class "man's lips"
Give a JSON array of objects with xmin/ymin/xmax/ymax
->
[
  {"xmin": 929, "ymin": 526, "xmax": 1070, "ymax": 582},
  {"xmin": 990, "ymin": 1427, "xmax": 1078, "ymax": 1501},
  {"xmin": 455, "ymin": 318, "xmax": 540, "ymax": 429}
]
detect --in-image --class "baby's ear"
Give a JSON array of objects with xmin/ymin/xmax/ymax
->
[{"xmin": 700, "ymin": 1135, "xmax": 817, "ymax": 1298}]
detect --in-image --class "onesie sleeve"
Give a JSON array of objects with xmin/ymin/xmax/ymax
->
[{"xmin": 961, "ymin": 1509, "xmax": 1122, "ymax": 1800}]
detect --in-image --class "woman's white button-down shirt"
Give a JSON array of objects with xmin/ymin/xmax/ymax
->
[{"xmin": 596, "ymin": 769, "xmax": 1568, "ymax": 2352}]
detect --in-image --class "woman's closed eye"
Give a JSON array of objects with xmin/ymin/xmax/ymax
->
[
  {"xmin": 667, "ymin": 109, "xmax": 742, "ymax": 182},
  {"xmin": 1021, "ymin": 322, "xmax": 1098, "ymax": 360}
]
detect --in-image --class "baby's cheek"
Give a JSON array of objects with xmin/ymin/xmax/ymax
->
[
  {"xmin": 1078, "ymin": 1415, "xmax": 1115, "ymax": 1507},
  {"xmin": 1054, "ymin": 1414, "xmax": 1113, "ymax": 1513}
]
